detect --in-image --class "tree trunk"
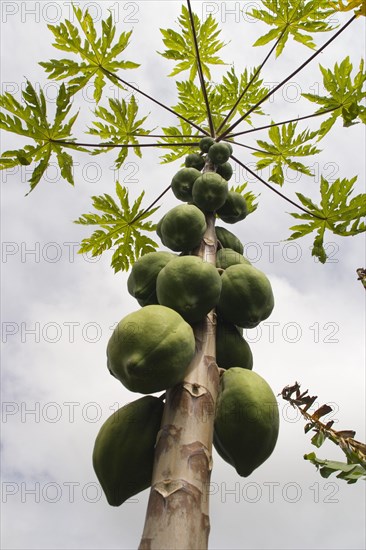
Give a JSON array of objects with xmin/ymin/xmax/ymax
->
[{"xmin": 139, "ymin": 164, "xmax": 219, "ymax": 550}]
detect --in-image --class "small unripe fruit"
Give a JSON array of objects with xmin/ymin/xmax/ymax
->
[
  {"xmin": 216, "ymin": 162, "xmax": 233, "ymax": 181},
  {"xmin": 208, "ymin": 143, "xmax": 231, "ymax": 165},
  {"xmin": 171, "ymin": 167, "xmax": 201, "ymax": 202},
  {"xmin": 199, "ymin": 136, "xmax": 215, "ymax": 153},
  {"xmin": 217, "ymin": 192, "xmax": 248, "ymax": 224},
  {"xmin": 192, "ymin": 172, "xmax": 228, "ymax": 212},
  {"xmin": 185, "ymin": 153, "xmax": 205, "ymax": 171}
]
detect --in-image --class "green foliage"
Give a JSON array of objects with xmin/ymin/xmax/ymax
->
[
  {"xmin": 288, "ymin": 176, "xmax": 365, "ymax": 263},
  {"xmin": 158, "ymin": 121, "xmax": 201, "ymax": 164},
  {"xmin": 304, "ymin": 453, "xmax": 366, "ymax": 483},
  {"xmin": 172, "ymin": 68, "xmax": 268, "ymax": 135},
  {"xmin": 39, "ymin": 6, "xmax": 139, "ymax": 101},
  {"xmin": 330, "ymin": 0, "xmax": 366, "ymax": 17},
  {"xmin": 251, "ymin": 0, "xmax": 337, "ymax": 56},
  {"xmin": 173, "ymin": 80, "xmax": 223, "ymax": 130},
  {"xmin": 302, "ymin": 57, "xmax": 366, "ymax": 138},
  {"xmin": 282, "ymin": 382, "xmax": 366, "ymax": 484},
  {"xmin": 230, "ymin": 183, "xmax": 259, "ymax": 216},
  {"xmin": 254, "ymin": 122, "xmax": 320, "ymax": 185},
  {"xmin": 0, "ymin": 2, "xmax": 364, "ymax": 266},
  {"xmin": 159, "ymin": 5, "xmax": 226, "ymax": 80},
  {"xmin": 215, "ymin": 67, "xmax": 269, "ymax": 122},
  {"xmin": 0, "ymin": 81, "xmax": 80, "ymax": 192},
  {"xmin": 88, "ymin": 95, "xmax": 152, "ymax": 168},
  {"xmin": 74, "ymin": 182, "xmax": 159, "ymax": 272}
]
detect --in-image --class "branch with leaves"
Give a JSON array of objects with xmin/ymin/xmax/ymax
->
[
  {"xmin": 39, "ymin": 6, "xmax": 139, "ymax": 102},
  {"xmin": 0, "ymin": 81, "xmax": 82, "ymax": 192},
  {"xmin": 288, "ymin": 176, "xmax": 365, "ymax": 263},
  {"xmin": 251, "ymin": 0, "xmax": 337, "ymax": 56},
  {"xmin": 74, "ymin": 183, "xmax": 158, "ymax": 272},
  {"xmin": 281, "ymin": 382, "xmax": 366, "ymax": 483},
  {"xmin": 0, "ymin": 2, "xmax": 364, "ymax": 267}
]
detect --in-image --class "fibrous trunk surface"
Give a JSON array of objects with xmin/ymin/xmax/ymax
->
[{"xmin": 139, "ymin": 165, "xmax": 220, "ymax": 550}]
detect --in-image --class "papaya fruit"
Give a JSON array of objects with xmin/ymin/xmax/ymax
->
[
  {"xmin": 217, "ymin": 264, "xmax": 274, "ymax": 328},
  {"xmin": 216, "ymin": 318, "xmax": 253, "ymax": 370},
  {"xmin": 159, "ymin": 204, "xmax": 207, "ymax": 252},
  {"xmin": 93, "ymin": 396, "xmax": 164, "ymax": 506},
  {"xmin": 156, "ymin": 256, "xmax": 222, "ymax": 324},
  {"xmin": 217, "ymin": 192, "xmax": 248, "ymax": 224},
  {"xmin": 216, "ymin": 162, "xmax": 233, "ymax": 181},
  {"xmin": 127, "ymin": 251, "xmax": 176, "ymax": 307},
  {"xmin": 192, "ymin": 172, "xmax": 228, "ymax": 212},
  {"xmin": 156, "ymin": 216, "xmax": 164, "ymax": 240},
  {"xmin": 171, "ymin": 167, "xmax": 202, "ymax": 202},
  {"xmin": 215, "ymin": 226, "xmax": 244, "ymax": 255},
  {"xmin": 225, "ymin": 142, "xmax": 233, "ymax": 155},
  {"xmin": 199, "ymin": 136, "xmax": 215, "ymax": 153},
  {"xmin": 107, "ymin": 305, "xmax": 195, "ymax": 393},
  {"xmin": 185, "ymin": 153, "xmax": 205, "ymax": 171},
  {"xmin": 214, "ymin": 368, "xmax": 279, "ymax": 477},
  {"xmin": 216, "ymin": 248, "xmax": 251, "ymax": 270},
  {"xmin": 208, "ymin": 142, "xmax": 231, "ymax": 165}
]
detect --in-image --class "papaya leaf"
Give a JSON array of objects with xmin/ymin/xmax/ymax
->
[
  {"xmin": 288, "ymin": 176, "xmax": 366, "ymax": 262},
  {"xmin": 173, "ymin": 80, "xmax": 222, "ymax": 128},
  {"xmin": 329, "ymin": 0, "xmax": 366, "ymax": 17},
  {"xmin": 39, "ymin": 6, "xmax": 139, "ymax": 101},
  {"xmin": 230, "ymin": 183, "xmax": 259, "ymax": 215},
  {"xmin": 74, "ymin": 182, "xmax": 159, "ymax": 273},
  {"xmin": 158, "ymin": 121, "xmax": 201, "ymax": 164},
  {"xmin": 158, "ymin": 4, "xmax": 226, "ymax": 80},
  {"xmin": 88, "ymin": 95, "xmax": 152, "ymax": 169},
  {"xmin": 0, "ymin": 81, "xmax": 81, "ymax": 192},
  {"xmin": 172, "ymin": 67, "xmax": 269, "ymax": 134},
  {"xmin": 302, "ymin": 58, "xmax": 366, "ymax": 138},
  {"xmin": 250, "ymin": 0, "xmax": 337, "ymax": 56},
  {"xmin": 215, "ymin": 67, "xmax": 269, "ymax": 123},
  {"xmin": 253, "ymin": 122, "xmax": 320, "ymax": 185}
]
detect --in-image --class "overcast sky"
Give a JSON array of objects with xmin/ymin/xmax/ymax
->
[{"xmin": 1, "ymin": 2, "xmax": 365, "ymax": 549}]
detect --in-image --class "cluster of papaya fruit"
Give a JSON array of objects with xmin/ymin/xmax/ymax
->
[{"xmin": 93, "ymin": 138, "xmax": 279, "ymax": 506}]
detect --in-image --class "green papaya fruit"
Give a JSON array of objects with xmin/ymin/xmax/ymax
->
[
  {"xmin": 192, "ymin": 172, "xmax": 228, "ymax": 212},
  {"xmin": 215, "ymin": 226, "xmax": 244, "ymax": 255},
  {"xmin": 207, "ymin": 143, "xmax": 231, "ymax": 165},
  {"xmin": 217, "ymin": 192, "xmax": 248, "ymax": 224},
  {"xmin": 127, "ymin": 251, "xmax": 176, "ymax": 306},
  {"xmin": 159, "ymin": 204, "xmax": 207, "ymax": 252},
  {"xmin": 217, "ymin": 264, "xmax": 274, "ymax": 328},
  {"xmin": 156, "ymin": 216, "xmax": 164, "ymax": 240},
  {"xmin": 216, "ymin": 318, "xmax": 253, "ymax": 370},
  {"xmin": 216, "ymin": 248, "xmax": 251, "ymax": 269},
  {"xmin": 199, "ymin": 136, "xmax": 215, "ymax": 153},
  {"xmin": 216, "ymin": 162, "xmax": 233, "ymax": 181},
  {"xmin": 171, "ymin": 167, "xmax": 202, "ymax": 202},
  {"xmin": 214, "ymin": 368, "xmax": 279, "ymax": 477},
  {"xmin": 156, "ymin": 256, "xmax": 222, "ymax": 324},
  {"xmin": 225, "ymin": 142, "xmax": 233, "ymax": 155},
  {"xmin": 107, "ymin": 305, "xmax": 195, "ymax": 393},
  {"xmin": 93, "ymin": 396, "xmax": 164, "ymax": 506},
  {"xmin": 185, "ymin": 153, "xmax": 205, "ymax": 171}
]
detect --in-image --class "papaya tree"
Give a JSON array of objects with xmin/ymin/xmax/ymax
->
[{"xmin": 1, "ymin": 1, "xmax": 365, "ymax": 549}]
